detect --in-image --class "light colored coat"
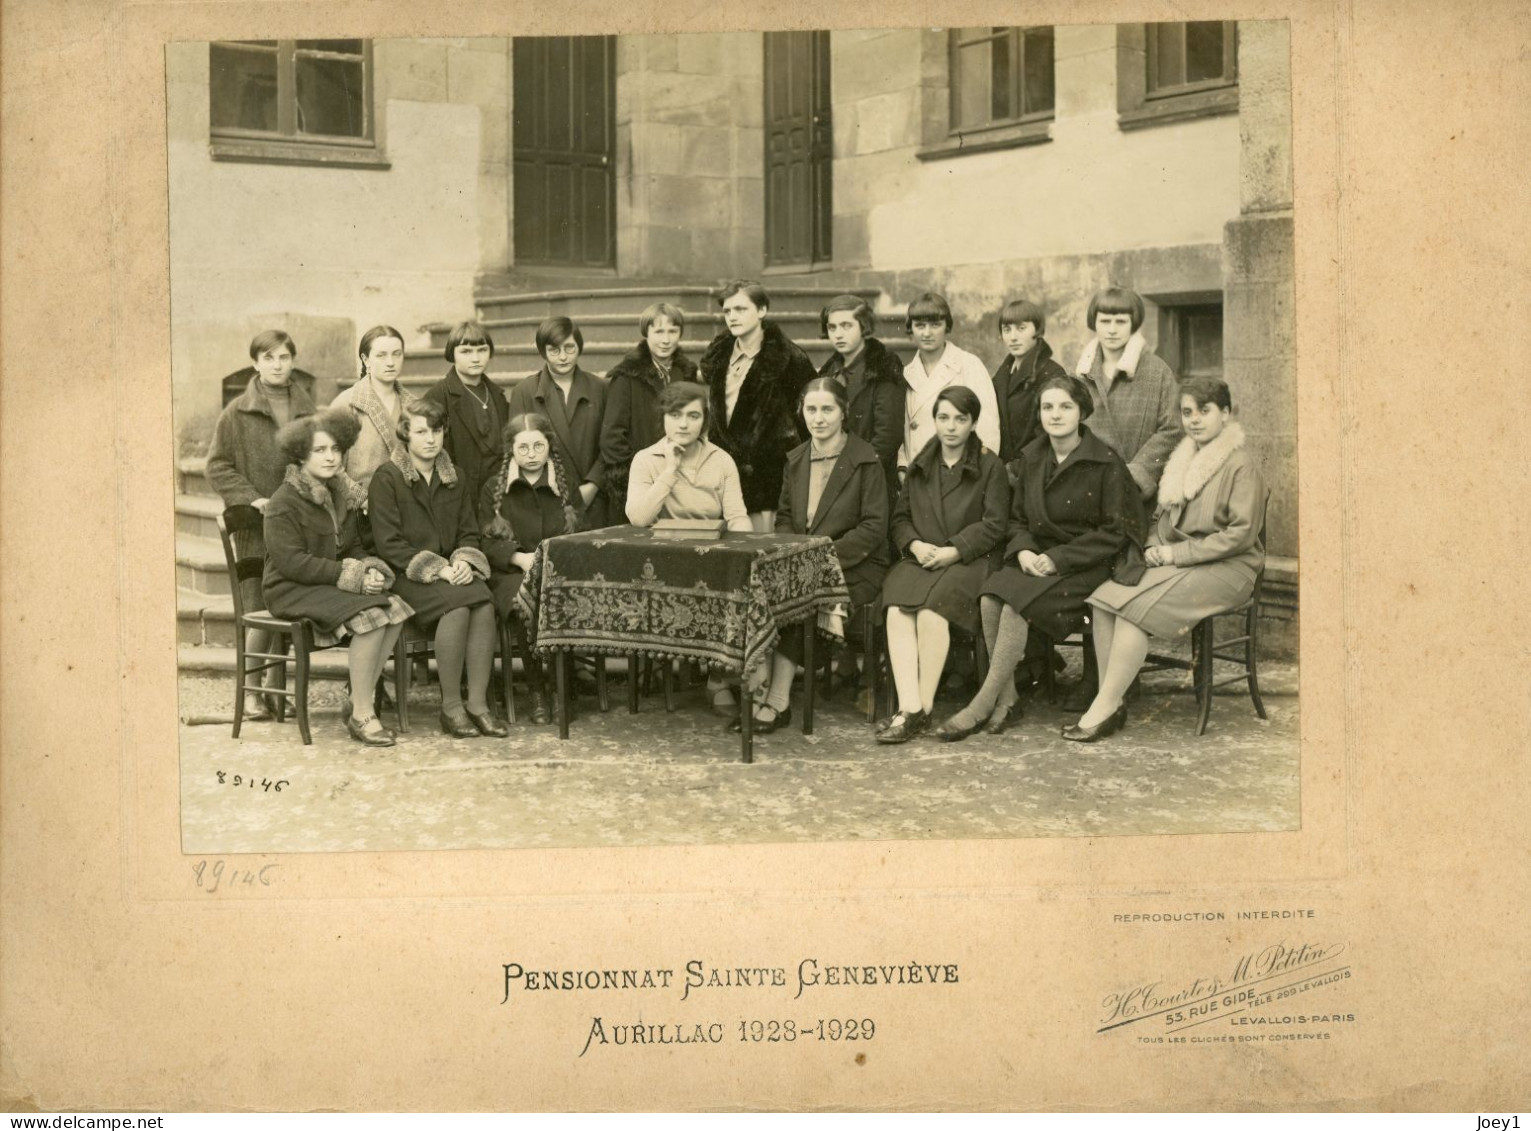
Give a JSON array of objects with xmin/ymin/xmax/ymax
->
[
  {"xmin": 899, "ymin": 341, "xmax": 1001, "ymax": 466},
  {"xmin": 328, "ymin": 376, "xmax": 405, "ymax": 495}
]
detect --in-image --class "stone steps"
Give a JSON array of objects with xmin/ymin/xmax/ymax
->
[
  {"xmin": 175, "ymin": 493, "xmax": 224, "ymax": 539},
  {"xmin": 176, "ymin": 533, "xmax": 230, "ymax": 595},
  {"xmin": 178, "ymin": 589, "xmax": 237, "ymax": 647}
]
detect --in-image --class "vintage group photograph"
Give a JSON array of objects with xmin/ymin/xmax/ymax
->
[{"xmin": 170, "ymin": 21, "xmax": 1301, "ymax": 853}]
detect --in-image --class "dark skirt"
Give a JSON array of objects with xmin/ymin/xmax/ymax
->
[
  {"xmin": 486, "ymin": 568, "xmax": 525, "ymax": 619},
  {"xmin": 881, "ymin": 558, "xmax": 989, "ymax": 636},
  {"xmin": 263, "ymin": 578, "xmax": 394, "ymax": 633},
  {"xmin": 391, "ymin": 575, "xmax": 492, "ymax": 628},
  {"xmin": 980, "ymin": 561, "xmax": 1113, "ymax": 640}
]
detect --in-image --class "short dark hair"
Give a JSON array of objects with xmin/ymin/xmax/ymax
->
[
  {"xmin": 358, "ymin": 325, "xmax": 406, "ymax": 378},
  {"xmin": 998, "ymin": 299, "xmax": 1046, "ymax": 337},
  {"xmin": 658, "ymin": 380, "xmax": 711, "ymax": 433},
  {"xmin": 1086, "ymin": 287, "xmax": 1146, "ymax": 332},
  {"xmin": 444, "ymin": 320, "xmax": 496, "ymax": 362},
  {"xmin": 718, "ymin": 280, "xmax": 769, "ymax": 311},
  {"xmin": 905, "ymin": 292, "xmax": 953, "ymax": 332},
  {"xmin": 535, "ymin": 316, "xmax": 584, "ymax": 357},
  {"xmin": 1035, "ymin": 373, "xmax": 1095, "ymax": 422},
  {"xmin": 1179, "ymin": 375, "xmax": 1232, "ymax": 412},
  {"xmin": 278, "ymin": 408, "xmax": 359, "ymax": 465},
  {"xmin": 249, "ymin": 329, "xmax": 296, "ymax": 361},
  {"xmin": 395, "ymin": 395, "xmax": 449, "ymax": 442},
  {"xmin": 820, "ymin": 294, "xmax": 876, "ymax": 339},
  {"xmin": 799, "ymin": 376, "xmax": 849, "ymax": 417},
  {"xmin": 639, "ymin": 302, "xmax": 686, "ymax": 336},
  {"xmin": 933, "ymin": 384, "xmax": 982, "ymax": 421}
]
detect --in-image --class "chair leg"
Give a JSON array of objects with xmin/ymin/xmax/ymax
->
[
  {"xmin": 232, "ymin": 624, "xmax": 249, "ymax": 739},
  {"xmin": 394, "ymin": 636, "xmax": 411, "ymax": 734},
  {"xmin": 1039, "ymin": 632, "xmax": 1057, "ymax": 703},
  {"xmin": 1246, "ymin": 604, "xmax": 1267, "ymax": 720},
  {"xmin": 595, "ymin": 655, "xmax": 609, "ymax": 713},
  {"xmin": 627, "ymin": 652, "xmax": 641, "ymax": 714},
  {"xmin": 294, "ymin": 625, "xmax": 313, "ymax": 745},
  {"xmin": 500, "ymin": 619, "xmax": 517, "ymax": 725},
  {"xmin": 863, "ymin": 613, "xmax": 877, "ymax": 724},
  {"xmin": 272, "ymin": 636, "xmax": 290, "ymax": 721},
  {"xmin": 802, "ymin": 621, "xmax": 816, "ymax": 736},
  {"xmin": 1195, "ymin": 619, "xmax": 1215, "ymax": 736}
]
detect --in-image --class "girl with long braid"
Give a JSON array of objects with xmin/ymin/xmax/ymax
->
[{"xmin": 479, "ymin": 413, "xmax": 584, "ymax": 724}]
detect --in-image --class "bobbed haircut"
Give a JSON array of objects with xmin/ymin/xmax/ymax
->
[
  {"xmin": 249, "ymin": 329, "xmax": 297, "ymax": 360},
  {"xmin": 718, "ymin": 280, "xmax": 769, "ymax": 311},
  {"xmin": 1035, "ymin": 373, "xmax": 1095, "ymax": 422},
  {"xmin": 820, "ymin": 294, "xmax": 876, "ymax": 339},
  {"xmin": 358, "ymin": 324, "xmax": 406, "ymax": 377},
  {"xmin": 998, "ymin": 298, "xmax": 1047, "ymax": 337},
  {"xmin": 1086, "ymin": 287, "xmax": 1146, "ymax": 332},
  {"xmin": 639, "ymin": 301, "xmax": 686, "ymax": 336},
  {"xmin": 658, "ymin": 380, "xmax": 712, "ymax": 432},
  {"xmin": 501, "ymin": 411, "xmax": 556, "ymax": 448},
  {"xmin": 799, "ymin": 375, "xmax": 850, "ymax": 417},
  {"xmin": 394, "ymin": 395, "xmax": 449, "ymax": 442},
  {"xmin": 278, "ymin": 408, "xmax": 360, "ymax": 465},
  {"xmin": 905, "ymin": 292, "xmax": 954, "ymax": 332},
  {"xmin": 1180, "ymin": 375, "xmax": 1233, "ymax": 412},
  {"xmin": 444, "ymin": 320, "xmax": 496, "ymax": 362},
  {"xmin": 933, "ymin": 384, "xmax": 982, "ymax": 421},
  {"xmin": 535, "ymin": 316, "xmax": 584, "ymax": 357}
]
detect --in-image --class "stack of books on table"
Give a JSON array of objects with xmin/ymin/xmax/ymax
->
[{"xmin": 651, "ymin": 518, "xmax": 726, "ymax": 541}]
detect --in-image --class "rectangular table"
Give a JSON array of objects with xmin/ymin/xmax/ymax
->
[{"xmin": 517, "ymin": 526, "xmax": 850, "ymax": 762}]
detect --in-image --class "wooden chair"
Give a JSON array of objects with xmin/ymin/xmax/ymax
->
[
  {"xmin": 813, "ymin": 601, "xmax": 882, "ymax": 723},
  {"xmin": 218, "ymin": 505, "xmax": 334, "ymax": 745}
]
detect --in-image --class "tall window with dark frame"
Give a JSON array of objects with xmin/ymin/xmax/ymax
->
[
  {"xmin": 211, "ymin": 40, "xmax": 372, "ymax": 147},
  {"xmin": 1145, "ymin": 22, "xmax": 1237, "ymax": 99},
  {"xmin": 949, "ymin": 26, "xmax": 1055, "ymax": 135}
]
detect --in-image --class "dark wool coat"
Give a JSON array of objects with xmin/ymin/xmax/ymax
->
[
  {"xmin": 992, "ymin": 336, "xmax": 1068, "ymax": 465},
  {"xmin": 882, "ymin": 434, "xmax": 1011, "ymax": 634},
  {"xmin": 261, "ymin": 465, "xmax": 396, "ymax": 631},
  {"xmin": 700, "ymin": 320, "xmax": 817, "ymax": 514},
  {"xmin": 818, "ymin": 336, "xmax": 905, "ymax": 499},
  {"xmin": 206, "ymin": 374, "xmax": 318, "ymax": 506},
  {"xmin": 982, "ymin": 426, "xmax": 1144, "ymax": 639},
  {"xmin": 599, "ymin": 340, "xmax": 699, "ymax": 502},
  {"xmin": 775, "ymin": 433, "xmax": 890, "ymax": 609},
  {"xmin": 506, "ymin": 365, "xmax": 611, "ymax": 527},
  {"xmin": 367, "ymin": 449, "xmax": 493, "ymax": 626},
  {"xmin": 421, "ymin": 366, "xmax": 510, "ymax": 509},
  {"xmin": 477, "ymin": 464, "xmax": 578, "ymax": 616}
]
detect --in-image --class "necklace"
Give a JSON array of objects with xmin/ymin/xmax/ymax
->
[{"xmin": 462, "ymin": 378, "xmax": 491, "ymax": 410}]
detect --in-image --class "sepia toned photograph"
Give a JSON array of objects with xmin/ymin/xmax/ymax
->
[{"xmin": 170, "ymin": 21, "xmax": 1300, "ymax": 854}]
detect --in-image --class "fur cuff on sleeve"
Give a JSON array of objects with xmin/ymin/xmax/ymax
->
[
  {"xmin": 407, "ymin": 550, "xmax": 451, "ymax": 583},
  {"xmin": 336, "ymin": 558, "xmax": 368, "ymax": 593},
  {"xmin": 450, "ymin": 546, "xmax": 492, "ymax": 579},
  {"xmin": 360, "ymin": 556, "xmax": 395, "ymax": 585}
]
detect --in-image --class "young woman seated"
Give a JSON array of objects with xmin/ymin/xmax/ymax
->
[
  {"xmin": 626, "ymin": 380, "xmax": 754, "ymax": 715},
  {"xmin": 1068, "ymin": 377, "xmax": 1267, "ymax": 742},
  {"xmin": 877, "ymin": 386, "xmax": 1010, "ymax": 744},
  {"xmin": 368, "ymin": 398, "xmax": 506, "ymax": 739},
  {"xmin": 479, "ymin": 412, "xmax": 584, "ymax": 725},
  {"xmin": 935, "ymin": 375, "xmax": 1143, "ymax": 742},
  {"xmin": 261, "ymin": 409, "xmax": 412, "ymax": 747},
  {"xmin": 733, "ymin": 377, "xmax": 890, "ymax": 734}
]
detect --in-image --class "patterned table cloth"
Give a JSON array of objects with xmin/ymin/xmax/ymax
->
[{"xmin": 517, "ymin": 526, "xmax": 850, "ymax": 688}]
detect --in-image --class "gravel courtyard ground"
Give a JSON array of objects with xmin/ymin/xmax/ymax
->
[{"xmin": 178, "ymin": 649, "xmax": 1299, "ymax": 852}]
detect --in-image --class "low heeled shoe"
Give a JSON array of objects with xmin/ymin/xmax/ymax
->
[
  {"xmin": 439, "ymin": 705, "xmax": 479, "ymax": 738},
  {"xmin": 346, "ymin": 713, "xmax": 396, "ymax": 747},
  {"xmin": 466, "ymin": 706, "xmax": 509, "ymax": 737},
  {"xmin": 983, "ymin": 702, "xmax": 1022, "ymax": 735},
  {"xmin": 875, "ymin": 709, "xmax": 929, "ymax": 745},
  {"xmin": 1061, "ymin": 704, "xmax": 1128, "ymax": 743},
  {"xmin": 933, "ymin": 714, "xmax": 984, "ymax": 743}
]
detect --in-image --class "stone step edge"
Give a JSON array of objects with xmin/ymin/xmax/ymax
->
[
  {"xmin": 475, "ymin": 284, "xmax": 882, "ymax": 306},
  {"xmin": 402, "ymin": 336, "xmax": 915, "ymax": 359},
  {"xmin": 176, "ymin": 533, "xmax": 226, "ymax": 569}
]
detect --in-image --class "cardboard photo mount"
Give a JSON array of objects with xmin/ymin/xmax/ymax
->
[{"xmin": 1, "ymin": 0, "xmax": 1526, "ymax": 1112}]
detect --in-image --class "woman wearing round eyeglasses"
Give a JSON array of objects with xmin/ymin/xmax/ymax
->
[{"xmin": 480, "ymin": 413, "xmax": 584, "ymax": 724}]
